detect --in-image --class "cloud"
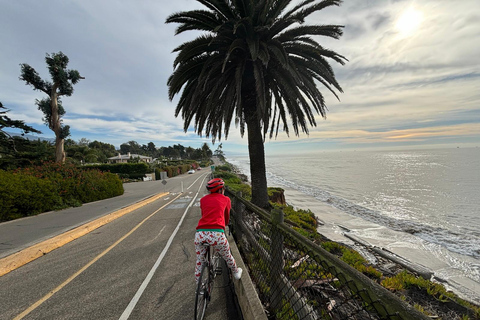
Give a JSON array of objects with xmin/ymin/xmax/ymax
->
[
  {"xmin": 0, "ymin": 0, "xmax": 479, "ymax": 154},
  {"xmin": 263, "ymin": 123, "xmax": 480, "ymax": 150}
]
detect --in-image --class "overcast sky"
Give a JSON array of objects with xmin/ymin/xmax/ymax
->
[{"xmin": 1, "ymin": 0, "xmax": 479, "ymax": 155}]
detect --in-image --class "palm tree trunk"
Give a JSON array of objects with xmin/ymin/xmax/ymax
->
[{"xmin": 245, "ymin": 110, "xmax": 269, "ymax": 209}]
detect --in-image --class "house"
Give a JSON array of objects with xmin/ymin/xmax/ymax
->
[{"xmin": 108, "ymin": 152, "xmax": 153, "ymax": 164}]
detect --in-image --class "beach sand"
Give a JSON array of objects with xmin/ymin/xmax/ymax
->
[{"xmin": 282, "ymin": 187, "xmax": 480, "ymax": 305}]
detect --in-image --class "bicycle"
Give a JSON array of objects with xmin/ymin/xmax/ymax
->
[{"xmin": 194, "ymin": 243, "xmax": 222, "ymax": 320}]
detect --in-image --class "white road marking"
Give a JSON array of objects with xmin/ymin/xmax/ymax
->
[
  {"xmin": 13, "ymin": 194, "xmax": 182, "ymax": 320},
  {"xmin": 119, "ymin": 174, "xmax": 209, "ymax": 320},
  {"xmin": 187, "ymin": 172, "xmax": 210, "ymax": 190}
]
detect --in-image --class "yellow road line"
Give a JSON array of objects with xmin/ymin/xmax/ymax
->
[
  {"xmin": 0, "ymin": 192, "xmax": 168, "ymax": 277},
  {"xmin": 13, "ymin": 192, "xmax": 182, "ymax": 320}
]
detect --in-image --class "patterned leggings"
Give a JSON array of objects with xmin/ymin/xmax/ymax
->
[{"xmin": 194, "ymin": 231, "xmax": 238, "ymax": 283}]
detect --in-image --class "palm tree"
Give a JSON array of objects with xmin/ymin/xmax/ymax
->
[{"xmin": 166, "ymin": 0, "xmax": 347, "ymax": 208}]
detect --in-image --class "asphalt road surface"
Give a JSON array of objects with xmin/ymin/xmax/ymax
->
[{"xmin": 0, "ymin": 170, "xmax": 242, "ymax": 320}]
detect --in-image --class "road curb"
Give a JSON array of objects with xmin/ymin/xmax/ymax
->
[
  {"xmin": 228, "ymin": 232, "xmax": 268, "ymax": 320},
  {"xmin": 0, "ymin": 192, "xmax": 169, "ymax": 277}
]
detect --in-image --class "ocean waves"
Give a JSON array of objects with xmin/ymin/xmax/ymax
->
[
  {"xmin": 263, "ymin": 167, "xmax": 480, "ymax": 259},
  {"xmin": 228, "ymin": 149, "xmax": 480, "ymax": 303}
]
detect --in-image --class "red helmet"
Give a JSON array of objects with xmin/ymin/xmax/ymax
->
[{"xmin": 206, "ymin": 178, "xmax": 225, "ymax": 193}]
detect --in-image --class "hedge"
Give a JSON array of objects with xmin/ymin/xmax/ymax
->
[
  {"xmin": 85, "ymin": 163, "xmax": 150, "ymax": 177},
  {"xmin": 0, "ymin": 162, "xmax": 124, "ymax": 222},
  {"xmin": 0, "ymin": 171, "xmax": 61, "ymax": 221},
  {"xmin": 155, "ymin": 164, "xmax": 193, "ymax": 178}
]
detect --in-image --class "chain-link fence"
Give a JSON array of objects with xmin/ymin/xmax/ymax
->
[{"xmin": 227, "ymin": 190, "xmax": 430, "ymax": 320}]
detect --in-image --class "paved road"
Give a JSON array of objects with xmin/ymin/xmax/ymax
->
[
  {"xmin": 0, "ymin": 174, "xmax": 190, "ymax": 259},
  {"xmin": 0, "ymin": 170, "xmax": 242, "ymax": 320}
]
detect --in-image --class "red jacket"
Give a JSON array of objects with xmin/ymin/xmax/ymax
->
[{"xmin": 196, "ymin": 192, "xmax": 231, "ymax": 231}]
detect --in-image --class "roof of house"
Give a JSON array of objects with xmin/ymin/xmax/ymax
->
[{"xmin": 108, "ymin": 154, "xmax": 152, "ymax": 160}]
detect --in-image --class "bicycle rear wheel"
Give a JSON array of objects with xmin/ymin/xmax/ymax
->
[{"xmin": 194, "ymin": 264, "xmax": 209, "ymax": 320}]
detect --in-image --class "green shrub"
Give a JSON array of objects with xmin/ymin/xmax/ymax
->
[
  {"xmin": 0, "ymin": 170, "xmax": 61, "ymax": 221},
  {"xmin": 158, "ymin": 164, "xmax": 194, "ymax": 177},
  {"xmin": 267, "ymin": 187, "xmax": 284, "ymax": 196},
  {"xmin": 215, "ymin": 164, "xmax": 232, "ymax": 172},
  {"xmin": 164, "ymin": 166, "xmax": 174, "ymax": 177},
  {"xmin": 381, "ymin": 275, "xmax": 405, "ymax": 291},
  {"xmin": 214, "ymin": 171, "xmax": 242, "ymax": 184},
  {"xmin": 273, "ymin": 204, "xmax": 317, "ymax": 233},
  {"xmin": 200, "ymin": 160, "xmax": 212, "ymax": 168},
  {"xmin": 380, "ymin": 270, "xmax": 477, "ymax": 308},
  {"xmin": 227, "ymin": 183, "xmax": 252, "ymax": 200},
  {"xmin": 321, "ymin": 241, "xmax": 383, "ymax": 279},
  {"xmin": 292, "ymin": 227, "xmax": 318, "ymax": 241},
  {"xmin": 356, "ymin": 264, "xmax": 383, "ymax": 279},
  {"xmin": 73, "ymin": 170, "xmax": 123, "ymax": 203},
  {"xmin": 341, "ymin": 248, "xmax": 366, "ymax": 266},
  {"xmin": 85, "ymin": 163, "xmax": 150, "ymax": 178},
  {"xmin": 321, "ymin": 241, "xmax": 345, "ymax": 256},
  {"xmin": 0, "ymin": 162, "xmax": 124, "ymax": 221},
  {"xmin": 178, "ymin": 164, "xmax": 191, "ymax": 174},
  {"xmin": 215, "ymin": 164, "xmax": 252, "ymax": 199}
]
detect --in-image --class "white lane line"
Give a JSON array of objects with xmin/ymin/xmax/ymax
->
[
  {"xmin": 119, "ymin": 174, "xmax": 209, "ymax": 320},
  {"xmin": 187, "ymin": 172, "xmax": 210, "ymax": 190},
  {"xmin": 13, "ymin": 194, "xmax": 182, "ymax": 320}
]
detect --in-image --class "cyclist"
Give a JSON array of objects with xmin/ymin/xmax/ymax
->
[{"xmin": 194, "ymin": 178, "xmax": 242, "ymax": 283}]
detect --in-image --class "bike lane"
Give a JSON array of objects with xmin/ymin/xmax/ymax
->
[{"xmin": 0, "ymin": 173, "xmax": 242, "ymax": 319}]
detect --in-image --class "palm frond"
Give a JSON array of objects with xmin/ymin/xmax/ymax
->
[
  {"xmin": 167, "ymin": 0, "xmax": 346, "ymax": 140},
  {"xmin": 166, "ymin": 10, "xmax": 224, "ymax": 34},
  {"xmin": 278, "ymin": 25, "xmax": 344, "ymax": 41},
  {"xmin": 197, "ymin": 0, "xmax": 235, "ymax": 20}
]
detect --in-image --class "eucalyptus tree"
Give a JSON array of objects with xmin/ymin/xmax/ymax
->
[
  {"xmin": 120, "ymin": 140, "xmax": 142, "ymax": 155},
  {"xmin": 185, "ymin": 146, "xmax": 195, "ymax": 159},
  {"xmin": 88, "ymin": 140, "xmax": 117, "ymax": 158},
  {"xmin": 201, "ymin": 142, "xmax": 213, "ymax": 160},
  {"xmin": 20, "ymin": 52, "xmax": 84, "ymax": 163},
  {"xmin": 173, "ymin": 144, "xmax": 186, "ymax": 158},
  {"xmin": 146, "ymin": 142, "xmax": 157, "ymax": 156},
  {"xmin": 166, "ymin": 0, "xmax": 346, "ymax": 208}
]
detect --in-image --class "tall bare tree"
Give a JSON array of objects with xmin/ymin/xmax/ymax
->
[{"xmin": 20, "ymin": 52, "xmax": 84, "ymax": 163}]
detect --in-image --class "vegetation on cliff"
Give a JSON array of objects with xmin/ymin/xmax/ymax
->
[{"xmin": 216, "ymin": 161, "xmax": 480, "ymax": 319}]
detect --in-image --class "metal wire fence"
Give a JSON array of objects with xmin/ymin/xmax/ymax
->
[{"xmin": 227, "ymin": 190, "xmax": 430, "ymax": 320}]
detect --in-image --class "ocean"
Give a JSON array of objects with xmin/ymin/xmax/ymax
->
[{"xmin": 228, "ymin": 147, "xmax": 480, "ymax": 304}]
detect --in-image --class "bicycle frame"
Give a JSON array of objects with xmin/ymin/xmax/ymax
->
[{"xmin": 194, "ymin": 244, "xmax": 221, "ymax": 320}]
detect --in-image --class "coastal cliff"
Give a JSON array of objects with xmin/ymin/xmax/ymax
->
[{"xmin": 218, "ymin": 161, "xmax": 480, "ymax": 319}]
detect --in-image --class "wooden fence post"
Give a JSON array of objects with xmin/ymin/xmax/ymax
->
[{"xmin": 234, "ymin": 191, "xmax": 244, "ymax": 239}]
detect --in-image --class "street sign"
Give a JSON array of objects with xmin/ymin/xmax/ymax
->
[
  {"xmin": 211, "ymin": 165, "xmax": 215, "ymax": 171},
  {"xmin": 162, "ymin": 180, "xmax": 167, "ymax": 185}
]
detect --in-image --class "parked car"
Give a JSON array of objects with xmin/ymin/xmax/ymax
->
[
  {"xmin": 197, "ymin": 167, "xmax": 202, "ymax": 170},
  {"xmin": 188, "ymin": 169, "xmax": 195, "ymax": 174}
]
